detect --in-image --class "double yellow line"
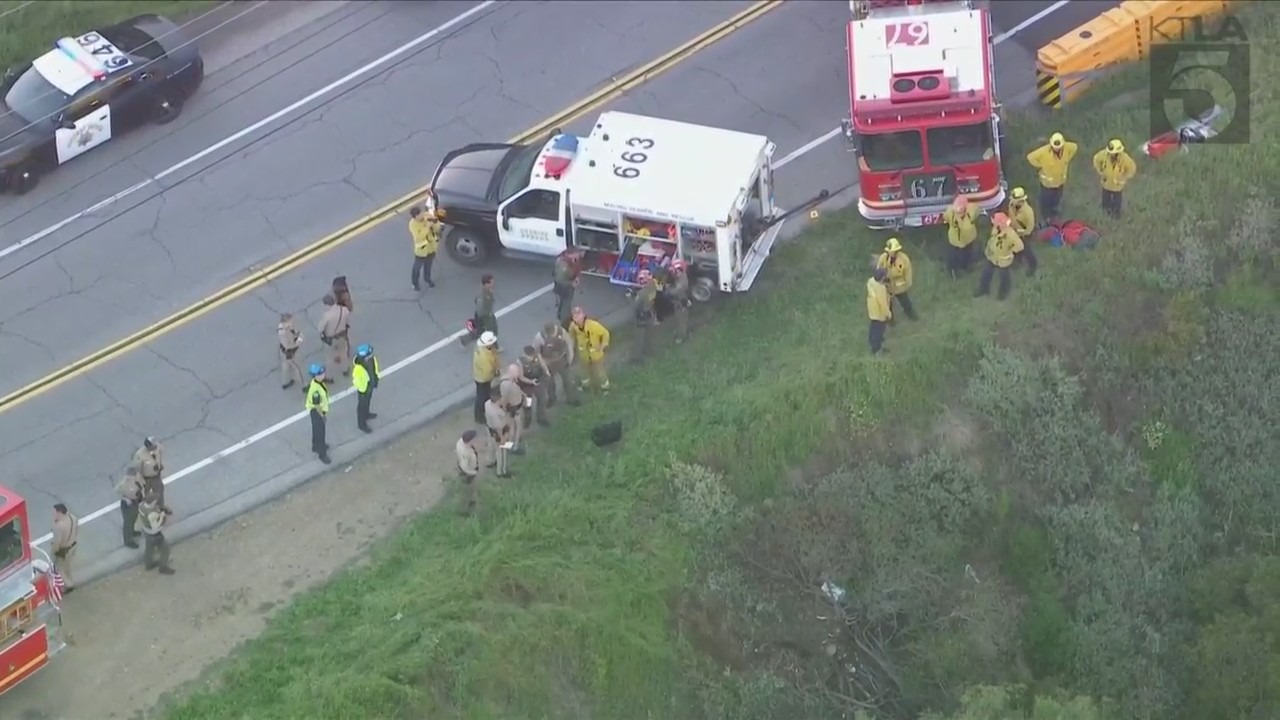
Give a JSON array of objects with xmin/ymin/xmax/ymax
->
[{"xmin": 0, "ymin": 0, "xmax": 782, "ymax": 414}]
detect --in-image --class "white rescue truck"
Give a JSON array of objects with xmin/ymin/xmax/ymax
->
[{"xmin": 427, "ymin": 111, "xmax": 824, "ymax": 301}]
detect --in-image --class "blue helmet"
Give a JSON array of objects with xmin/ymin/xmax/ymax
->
[
  {"xmin": 356, "ymin": 344, "xmax": 372, "ymax": 358},
  {"xmin": 308, "ymin": 363, "xmax": 325, "ymax": 377}
]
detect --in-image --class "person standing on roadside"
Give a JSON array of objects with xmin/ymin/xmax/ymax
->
[
  {"xmin": 631, "ymin": 269, "xmax": 660, "ymax": 361},
  {"xmin": 455, "ymin": 429, "xmax": 483, "ymax": 515},
  {"xmin": 305, "ymin": 363, "xmax": 332, "ymax": 464},
  {"xmin": 876, "ymin": 238, "xmax": 918, "ymax": 321},
  {"xmin": 484, "ymin": 389, "xmax": 514, "ymax": 479},
  {"xmin": 498, "ymin": 364, "xmax": 529, "ymax": 454},
  {"xmin": 115, "ymin": 468, "xmax": 145, "ymax": 549},
  {"xmin": 352, "ymin": 343, "xmax": 380, "ymax": 433},
  {"xmin": 942, "ymin": 195, "xmax": 980, "ymax": 278},
  {"xmin": 136, "ymin": 493, "xmax": 175, "ymax": 575},
  {"xmin": 569, "ymin": 306, "xmax": 611, "ymax": 395},
  {"xmin": 974, "ymin": 212, "xmax": 1024, "ymax": 301},
  {"xmin": 534, "ymin": 321, "xmax": 579, "ymax": 408},
  {"xmin": 867, "ymin": 267, "xmax": 892, "ymax": 355},
  {"xmin": 518, "ymin": 345, "xmax": 551, "ymax": 427},
  {"xmin": 319, "ymin": 294, "xmax": 352, "ymax": 380},
  {"xmin": 132, "ymin": 437, "xmax": 165, "ymax": 508},
  {"xmin": 472, "ymin": 331, "xmax": 501, "ymax": 424},
  {"xmin": 51, "ymin": 504, "xmax": 79, "ymax": 593},
  {"xmin": 664, "ymin": 259, "xmax": 692, "ymax": 343},
  {"xmin": 552, "ymin": 247, "xmax": 584, "ymax": 328},
  {"xmin": 1007, "ymin": 187, "xmax": 1039, "ymax": 277},
  {"xmin": 409, "ymin": 206, "xmax": 440, "ymax": 290},
  {"xmin": 475, "ymin": 274, "xmax": 498, "ymax": 335},
  {"xmin": 1092, "ymin": 138, "xmax": 1137, "ymax": 218},
  {"xmin": 277, "ymin": 312, "xmax": 305, "ymax": 391},
  {"xmin": 1026, "ymin": 131, "xmax": 1078, "ymax": 219}
]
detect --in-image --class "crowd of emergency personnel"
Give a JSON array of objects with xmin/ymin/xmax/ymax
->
[{"xmin": 865, "ymin": 132, "xmax": 1137, "ymax": 354}]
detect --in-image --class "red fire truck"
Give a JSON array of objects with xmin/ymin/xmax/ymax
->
[
  {"xmin": 0, "ymin": 485, "xmax": 65, "ymax": 697},
  {"xmin": 842, "ymin": 0, "xmax": 1006, "ymax": 229}
]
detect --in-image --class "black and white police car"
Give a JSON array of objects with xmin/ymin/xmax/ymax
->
[{"xmin": 0, "ymin": 14, "xmax": 204, "ymax": 194}]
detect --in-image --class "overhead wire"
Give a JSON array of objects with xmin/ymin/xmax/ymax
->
[
  {"xmin": 0, "ymin": 0, "xmax": 253, "ymax": 141},
  {"xmin": 0, "ymin": 1, "xmax": 504, "ymax": 282},
  {"xmin": 0, "ymin": 1, "xmax": 38, "ymax": 23}
]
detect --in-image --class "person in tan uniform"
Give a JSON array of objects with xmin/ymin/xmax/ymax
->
[
  {"xmin": 498, "ymin": 364, "xmax": 528, "ymax": 454},
  {"xmin": 115, "ymin": 467, "xmax": 145, "ymax": 549},
  {"xmin": 534, "ymin": 321, "xmax": 579, "ymax": 407},
  {"xmin": 484, "ymin": 390, "xmax": 514, "ymax": 478},
  {"xmin": 517, "ymin": 346, "xmax": 551, "ymax": 427},
  {"xmin": 51, "ymin": 504, "xmax": 79, "ymax": 592},
  {"xmin": 318, "ymin": 294, "xmax": 352, "ymax": 379},
  {"xmin": 277, "ymin": 312, "xmax": 304, "ymax": 390},
  {"xmin": 136, "ymin": 493, "xmax": 175, "ymax": 575},
  {"xmin": 132, "ymin": 437, "xmax": 165, "ymax": 508},
  {"xmin": 455, "ymin": 429, "xmax": 482, "ymax": 514}
]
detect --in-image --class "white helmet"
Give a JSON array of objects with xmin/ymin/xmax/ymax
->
[{"xmin": 478, "ymin": 331, "xmax": 498, "ymax": 347}]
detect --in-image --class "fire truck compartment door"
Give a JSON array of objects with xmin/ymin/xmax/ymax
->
[
  {"xmin": 498, "ymin": 188, "xmax": 567, "ymax": 257},
  {"xmin": 0, "ymin": 623, "xmax": 50, "ymax": 697},
  {"xmin": 735, "ymin": 213, "xmax": 786, "ymax": 293}
]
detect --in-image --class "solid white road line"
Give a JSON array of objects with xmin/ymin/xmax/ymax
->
[
  {"xmin": 0, "ymin": 0, "xmax": 499, "ymax": 262},
  {"xmin": 30, "ymin": 0, "xmax": 1075, "ymax": 547},
  {"xmin": 992, "ymin": 0, "xmax": 1072, "ymax": 45}
]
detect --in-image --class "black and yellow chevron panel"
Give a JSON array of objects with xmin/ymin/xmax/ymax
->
[{"xmin": 1036, "ymin": 70, "xmax": 1061, "ymax": 109}]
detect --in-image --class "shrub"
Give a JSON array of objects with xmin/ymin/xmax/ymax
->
[{"xmin": 670, "ymin": 461, "xmax": 740, "ymax": 541}]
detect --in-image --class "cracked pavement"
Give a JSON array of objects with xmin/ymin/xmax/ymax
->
[{"xmin": 0, "ymin": 0, "xmax": 1090, "ymax": 582}]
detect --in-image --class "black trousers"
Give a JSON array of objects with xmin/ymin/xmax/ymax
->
[
  {"xmin": 1018, "ymin": 241, "xmax": 1039, "ymax": 276},
  {"xmin": 474, "ymin": 381, "xmax": 489, "ymax": 423},
  {"xmin": 869, "ymin": 320, "xmax": 887, "ymax": 354},
  {"xmin": 977, "ymin": 262, "xmax": 1013, "ymax": 300},
  {"xmin": 120, "ymin": 500, "xmax": 139, "ymax": 544},
  {"xmin": 309, "ymin": 409, "xmax": 327, "ymax": 453},
  {"xmin": 947, "ymin": 243, "xmax": 974, "ymax": 274},
  {"xmin": 357, "ymin": 389, "xmax": 374, "ymax": 429},
  {"xmin": 554, "ymin": 283, "xmax": 574, "ymax": 328},
  {"xmin": 890, "ymin": 292, "xmax": 917, "ymax": 320},
  {"xmin": 412, "ymin": 253, "xmax": 436, "ymax": 288},
  {"xmin": 1039, "ymin": 184, "xmax": 1063, "ymax": 219},
  {"xmin": 1102, "ymin": 189, "xmax": 1123, "ymax": 218}
]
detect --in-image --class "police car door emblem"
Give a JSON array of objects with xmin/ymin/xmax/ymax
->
[{"xmin": 72, "ymin": 122, "xmax": 103, "ymax": 147}]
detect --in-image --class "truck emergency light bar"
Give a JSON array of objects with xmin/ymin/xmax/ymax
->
[
  {"xmin": 889, "ymin": 71, "xmax": 952, "ymax": 104},
  {"xmin": 858, "ymin": 92, "xmax": 985, "ymax": 122},
  {"xmin": 541, "ymin": 134, "xmax": 579, "ymax": 180},
  {"xmin": 55, "ymin": 37, "xmax": 108, "ymax": 80}
]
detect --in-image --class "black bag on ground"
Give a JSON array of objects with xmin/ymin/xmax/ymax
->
[{"xmin": 591, "ymin": 420, "xmax": 623, "ymax": 447}]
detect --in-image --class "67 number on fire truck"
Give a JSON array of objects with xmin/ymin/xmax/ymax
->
[{"xmin": 842, "ymin": 0, "xmax": 1007, "ymax": 229}]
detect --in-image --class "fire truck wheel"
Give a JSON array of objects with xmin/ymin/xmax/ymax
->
[
  {"xmin": 690, "ymin": 276, "xmax": 715, "ymax": 303},
  {"xmin": 445, "ymin": 227, "xmax": 490, "ymax": 267}
]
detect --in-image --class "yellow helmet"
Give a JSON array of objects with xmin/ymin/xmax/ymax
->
[
  {"xmin": 1107, "ymin": 138, "xmax": 1125, "ymax": 154},
  {"xmin": 1010, "ymin": 186, "xmax": 1027, "ymax": 201},
  {"xmin": 885, "ymin": 237, "xmax": 903, "ymax": 253},
  {"xmin": 1049, "ymin": 132, "xmax": 1065, "ymax": 149}
]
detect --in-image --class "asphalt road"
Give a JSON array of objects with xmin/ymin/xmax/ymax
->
[{"xmin": 0, "ymin": 1, "xmax": 1113, "ymax": 573}]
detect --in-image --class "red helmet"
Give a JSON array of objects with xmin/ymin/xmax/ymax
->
[{"xmin": 670, "ymin": 258, "xmax": 687, "ymax": 272}]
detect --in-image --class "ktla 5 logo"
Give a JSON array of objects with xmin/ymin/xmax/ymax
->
[{"xmin": 1150, "ymin": 13, "xmax": 1250, "ymax": 145}]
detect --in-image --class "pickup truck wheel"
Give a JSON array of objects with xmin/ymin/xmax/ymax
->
[
  {"xmin": 446, "ymin": 228, "xmax": 490, "ymax": 266},
  {"xmin": 7, "ymin": 163, "xmax": 40, "ymax": 195}
]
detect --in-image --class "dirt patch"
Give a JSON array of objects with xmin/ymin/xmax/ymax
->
[{"xmin": 672, "ymin": 592, "xmax": 748, "ymax": 672}]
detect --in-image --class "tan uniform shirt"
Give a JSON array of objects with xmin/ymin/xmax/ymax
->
[
  {"xmin": 278, "ymin": 320, "xmax": 302, "ymax": 352},
  {"xmin": 52, "ymin": 513, "xmax": 79, "ymax": 553},
  {"xmin": 136, "ymin": 503, "xmax": 167, "ymax": 535},
  {"xmin": 456, "ymin": 439, "xmax": 479, "ymax": 477},
  {"xmin": 319, "ymin": 305, "xmax": 351, "ymax": 340},
  {"xmin": 498, "ymin": 377, "xmax": 525, "ymax": 410},
  {"xmin": 134, "ymin": 446, "xmax": 163, "ymax": 478},
  {"xmin": 116, "ymin": 471, "xmax": 145, "ymax": 502},
  {"xmin": 484, "ymin": 399, "xmax": 510, "ymax": 437},
  {"xmin": 535, "ymin": 328, "xmax": 574, "ymax": 366}
]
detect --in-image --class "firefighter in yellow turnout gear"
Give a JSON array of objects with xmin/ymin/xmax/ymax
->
[
  {"xmin": 1007, "ymin": 187, "xmax": 1038, "ymax": 277},
  {"xmin": 942, "ymin": 195, "xmax": 980, "ymax": 278},
  {"xmin": 866, "ymin": 267, "xmax": 892, "ymax": 355},
  {"xmin": 352, "ymin": 343, "xmax": 380, "ymax": 433},
  {"xmin": 875, "ymin": 238, "xmax": 917, "ymax": 320},
  {"xmin": 974, "ymin": 213, "xmax": 1024, "ymax": 301},
  {"xmin": 569, "ymin": 306, "xmax": 611, "ymax": 394},
  {"xmin": 409, "ymin": 206, "xmax": 439, "ymax": 290},
  {"xmin": 1092, "ymin": 138, "xmax": 1137, "ymax": 218},
  {"xmin": 1026, "ymin": 131, "xmax": 1078, "ymax": 219}
]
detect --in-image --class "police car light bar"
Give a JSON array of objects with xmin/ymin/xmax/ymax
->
[
  {"xmin": 541, "ymin": 134, "xmax": 579, "ymax": 180},
  {"xmin": 55, "ymin": 38, "xmax": 108, "ymax": 80}
]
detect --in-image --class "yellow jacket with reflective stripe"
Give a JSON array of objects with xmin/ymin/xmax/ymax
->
[
  {"xmin": 986, "ymin": 227, "xmax": 1025, "ymax": 268},
  {"xmin": 942, "ymin": 205, "xmax": 979, "ymax": 248},
  {"xmin": 305, "ymin": 379, "xmax": 330, "ymax": 414},
  {"xmin": 1009, "ymin": 201, "xmax": 1035, "ymax": 238},
  {"xmin": 352, "ymin": 356, "xmax": 380, "ymax": 393},
  {"xmin": 1092, "ymin": 150, "xmax": 1137, "ymax": 192},
  {"xmin": 410, "ymin": 217, "xmax": 440, "ymax": 257},
  {"xmin": 570, "ymin": 318, "xmax": 610, "ymax": 362},
  {"xmin": 1026, "ymin": 142, "xmax": 1078, "ymax": 188},
  {"xmin": 875, "ymin": 251, "xmax": 913, "ymax": 295},
  {"xmin": 866, "ymin": 279, "xmax": 891, "ymax": 322},
  {"xmin": 473, "ymin": 347, "xmax": 500, "ymax": 383}
]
